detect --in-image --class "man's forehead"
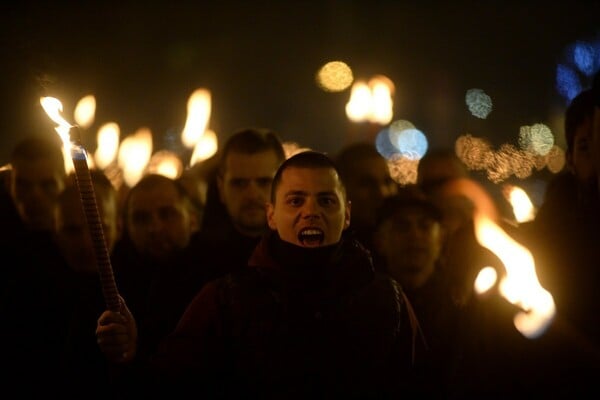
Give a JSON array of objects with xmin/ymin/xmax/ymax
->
[
  {"xmin": 129, "ymin": 185, "xmax": 180, "ymax": 205},
  {"xmin": 225, "ymin": 150, "xmax": 280, "ymax": 167},
  {"xmin": 15, "ymin": 160, "xmax": 64, "ymax": 177},
  {"xmin": 224, "ymin": 157, "xmax": 279, "ymax": 178},
  {"xmin": 279, "ymin": 167, "xmax": 343, "ymax": 192}
]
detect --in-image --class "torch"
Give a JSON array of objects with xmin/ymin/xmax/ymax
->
[{"xmin": 40, "ymin": 97, "xmax": 121, "ymax": 312}]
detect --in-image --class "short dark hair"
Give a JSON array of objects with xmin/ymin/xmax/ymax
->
[
  {"xmin": 270, "ymin": 150, "xmax": 345, "ymax": 203},
  {"xmin": 123, "ymin": 173, "xmax": 190, "ymax": 217},
  {"xmin": 375, "ymin": 185, "xmax": 443, "ymax": 228},
  {"xmin": 218, "ymin": 128, "xmax": 285, "ymax": 175},
  {"xmin": 564, "ymin": 89, "xmax": 594, "ymax": 153},
  {"xmin": 10, "ymin": 135, "xmax": 66, "ymax": 177}
]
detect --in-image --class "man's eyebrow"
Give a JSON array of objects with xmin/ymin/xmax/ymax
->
[
  {"xmin": 284, "ymin": 190, "xmax": 307, "ymax": 197},
  {"xmin": 283, "ymin": 189, "xmax": 339, "ymax": 198},
  {"xmin": 314, "ymin": 190, "xmax": 340, "ymax": 198}
]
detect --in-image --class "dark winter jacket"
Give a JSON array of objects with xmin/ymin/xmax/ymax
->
[{"xmin": 127, "ymin": 232, "xmax": 416, "ymax": 399}]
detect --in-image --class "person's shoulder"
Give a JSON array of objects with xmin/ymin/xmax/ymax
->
[{"xmin": 371, "ymin": 270, "xmax": 404, "ymax": 293}]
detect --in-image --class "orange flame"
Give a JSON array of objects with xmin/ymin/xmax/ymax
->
[
  {"xmin": 503, "ymin": 184, "xmax": 536, "ymax": 223},
  {"xmin": 443, "ymin": 178, "xmax": 555, "ymax": 338},
  {"xmin": 473, "ymin": 210, "xmax": 555, "ymax": 338},
  {"xmin": 74, "ymin": 94, "xmax": 96, "ymax": 129},
  {"xmin": 181, "ymin": 88, "xmax": 211, "ymax": 148},
  {"xmin": 117, "ymin": 128, "xmax": 153, "ymax": 187},
  {"xmin": 94, "ymin": 122, "xmax": 120, "ymax": 169}
]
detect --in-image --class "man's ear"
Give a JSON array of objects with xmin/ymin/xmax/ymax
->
[
  {"xmin": 266, "ymin": 202, "xmax": 277, "ymax": 230},
  {"xmin": 344, "ymin": 200, "xmax": 351, "ymax": 229}
]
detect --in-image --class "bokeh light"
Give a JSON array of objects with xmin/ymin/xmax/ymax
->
[
  {"xmin": 375, "ymin": 126, "xmax": 399, "ymax": 159},
  {"xmin": 387, "ymin": 154, "xmax": 419, "ymax": 185},
  {"xmin": 394, "ymin": 128, "xmax": 428, "ymax": 160},
  {"xmin": 572, "ymin": 40, "xmax": 599, "ymax": 76},
  {"xmin": 374, "ymin": 119, "xmax": 428, "ymax": 161},
  {"xmin": 465, "ymin": 88, "xmax": 493, "ymax": 119},
  {"xmin": 455, "ymin": 134, "xmax": 494, "ymax": 171},
  {"xmin": 556, "ymin": 34, "xmax": 600, "ymax": 104},
  {"xmin": 518, "ymin": 123, "xmax": 554, "ymax": 156},
  {"xmin": 316, "ymin": 61, "xmax": 354, "ymax": 92}
]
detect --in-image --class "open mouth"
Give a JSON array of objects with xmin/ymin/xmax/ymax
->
[{"xmin": 298, "ymin": 228, "xmax": 325, "ymax": 246}]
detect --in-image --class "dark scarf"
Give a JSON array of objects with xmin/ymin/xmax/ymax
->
[{"xmin": 268, "ymin": 233, "xmax": 344, "ymax": 292}]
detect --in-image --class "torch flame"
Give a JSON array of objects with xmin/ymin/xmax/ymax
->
[
  {"xmin": 189, "ymin": 129, "xmax": 218, "ymax": 166},
  {"xmin": 503, "ymin": 184, "xmax": 536, "ymax": 223},
  {"xmin": 345, "ymin": 76, "xmax": 394, "ymax": 125},
  {"xmin": 147, "ymin": 150, "xmax": 183, "ymax": 179},
  {"xmin": 118, "ymin": 127, "xmax": 153, "ymax": 188},
  {"xmin": 441, "ymin": 178, "xmax": 555, "ymax": 338},
  {"xmin": 74, "ymin": 94, "xmax": 96, "ymax": 129},
  {"xmin": 40, "ymin": 97, "xmax": 73, "ymax": 151},
  {"xmin": 94, "ymin": 122, "xmax": 120, "ymax": 169},
  {"xmin": 474, "ymin": 210, "xmax": 555, "ymax": 338},
  {"xmin": 181, "ymin": 88, "xmax": 211, "ymax": 148}
]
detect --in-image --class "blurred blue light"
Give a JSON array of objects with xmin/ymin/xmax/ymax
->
[
  {"xmin": 375, "ymin": 127, "xmax": 400, "ymax": 159},
  {"xmin": 573, "ymin": 41, "xmax": 598, "ymax": 77},
  {"xmin": 556, "ymin": 64, "xmax": 583, "ymax": 103},
  {"xmin": 394, "ymin": 128, "xmax": 428, "ymax": 160}
]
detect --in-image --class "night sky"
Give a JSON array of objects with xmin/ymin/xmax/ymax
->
[{"xmin": 1, "ymin": 0, "xmax": 599, "ymax": 165}]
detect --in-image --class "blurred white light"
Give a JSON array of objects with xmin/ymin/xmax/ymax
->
[{"xmin": 465, "ymin": 88, "xmax": 492, "ymax": 119}]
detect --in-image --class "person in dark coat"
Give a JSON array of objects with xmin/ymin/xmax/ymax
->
[
  {"xmin": 372, "ymin": 186, "xmax": 462, "ymax": 397},
  {"xmin": 191, "ymin": 127, "xmax": 287, "ymax": 280},
  {"xmin": 0, "ymin": 134, "xmax": 74, "ymax": 396},
  {"xmin": 96, "ymin": 150, "xmax": 419, "ymax": 399}
]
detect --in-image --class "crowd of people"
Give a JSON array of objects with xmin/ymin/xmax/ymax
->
[{"xmin": 1, "ymin": 72, "xmax": 599, "ymax": 398}]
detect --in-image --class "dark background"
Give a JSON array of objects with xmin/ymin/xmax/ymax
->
[{"xmin": 1, "ymin": 0, "xmax": 599, "ymax": 165}]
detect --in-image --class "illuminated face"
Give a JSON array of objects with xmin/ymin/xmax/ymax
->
[
  {"xmin": 218, "ymin": 150, "xmax": 281, "ymax": 237},
  {"xmin": 344, "ymin": 156, "xmax": 397, "ymax": 227},
  {"xmin": 126, "ymin": 179, "xmax": 194, "ymax": 260},
  {"xmin": 267, "ymin": 166, "xmax": 350, "ymax": 247},
  {"xmin": 10, "ymin": 158, "xmax": 66, "ymax": 231},
  {"xmin": 54, "ymin": 188, "xmax": 119, "ymax": 274},
  {"xmin": 375, "ymin": 207, "xmax": 444, "ymax": 290}
]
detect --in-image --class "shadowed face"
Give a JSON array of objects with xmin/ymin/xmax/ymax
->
[
  {"xmin": 126, "ymin": 179, "xmax": 195, "ymax": 260},
  {"xmin": 54, "ymin": 187, "xmax": 120, "ymax": 274},
  {"xmin": 10, "ymin": 158, "xmax": 66, "ymax": 231},
  {"xmin": 218, "ymin": 150, "xmax": 281, "ymax": 237},
  {"xmin": 375, "ymin": 207, "xmax": 444, "ymax": 290},
  {"xmin": 344, "ymin": 156, "xmax": 397, "ymax": 227},
  {"xmin": 267, "ymin": 166, "xmax": 350, "ymax": 247}
]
